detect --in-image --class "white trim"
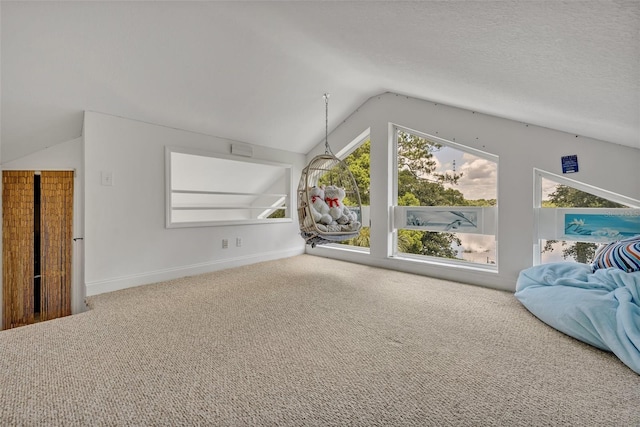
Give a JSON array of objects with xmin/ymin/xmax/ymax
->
[
  {"xmin": 534, "ymin": 168, "xmax": 640, "ymax": 209},
  {"xmin": 2, "ymin": 168, "xmax": 76, "ymax": 173},
  {"xmin": 85, "ymin": 247, "xmax": 304, "ymax": 296},
  {"xmin": 168, "ymin": 218, "xmax": 292, "ymax": 228},
  {"xmin": 308, "ymin": 248, "xmax": 509, "ymax": 291},
  {"xmin": 389, "ymin": 124, "xmax": 499, "ymax": 268},
  {"xmin": 394, "ymin": 124, "xmax": 499, "ymax": 162},
  {"xmin": 532, "ymin": 169, "xmax": 543, "ymax": 265},
  {"xmin": 167, "ymin": 145, "xmax": 290, "ymax": 170},
  {"xmin": 334, "ymin": 128, "xmax": 371, "ymax": 158},
  {"xmin": 390, "ymin": 125, "xmax": 400, "ymax": 257}
]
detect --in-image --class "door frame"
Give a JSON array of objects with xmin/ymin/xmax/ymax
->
[{"xmin": 1, "ymin": 169, "xmax": 83, "ymax": 329}]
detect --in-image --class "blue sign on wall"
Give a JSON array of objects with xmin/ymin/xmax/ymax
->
[{"xmin": 562, "ymin": 155, "xmax": 579, "ymax": 173}]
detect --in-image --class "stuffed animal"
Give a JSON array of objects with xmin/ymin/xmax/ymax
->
[
  {"xmin": 324, "ymin": 185, "xmax": 348, "ymax": 223},
  {"xmin": 343, "ymin": 206, "xmax": 359, "ymax": 224},
  {"xmin": 307, "ymin": 186, "xmax": 333, "ymax": 225},
  {"xmin": 344, "ymin": 206, "xmax": 361, "ymax": 228},
  {"xmin": 340, "ymin": 219, "xmax": 360, "ymax": 232},
  {"xmin": 302, "ymin": 210, "xmax": 327, "ymax": 232},
  {"xmin": 326, "ymin": 224, "xmax": 343, "ymax": 232},
  {"xmin": 324, "ymin": 185, "xmax": 361, "ymax": 231}
]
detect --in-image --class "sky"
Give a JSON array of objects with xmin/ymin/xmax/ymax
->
[
  {"xmin": 432, "ymin": 147, "xmax": 497, "ymax": 201},
  {"xmin": 432, "ymin": 146, "xmax": 562, "ymax": 202}
]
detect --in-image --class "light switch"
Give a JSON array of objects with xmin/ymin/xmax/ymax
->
[{"xmin": 101, "ymin": 171, "xmax": 113, "ymax": 186}]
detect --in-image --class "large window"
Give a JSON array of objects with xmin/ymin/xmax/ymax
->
[
  {"xmin": 165, "ymin": 147, "xmax": 292, "ymax": 228},
  {"xmin": 535, "ymin": 170, "xmax": 640, "ymax": 264},
  {"xmin": 318, "ymin": 131, "xmax": 371, "ymax": 250},
  {"xmin": 393, "ymin": 127, "xmax": 498, "ymax": 267}
]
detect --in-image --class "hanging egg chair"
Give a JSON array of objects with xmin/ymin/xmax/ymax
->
[{"xmin": 297, "ymin": 94, "xmax": 363, "ymax": 247}]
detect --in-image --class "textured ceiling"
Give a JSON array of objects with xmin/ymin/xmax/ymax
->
[{"xmin": 2, "ymin": 1, "xmax": 639, "ymax": 162}]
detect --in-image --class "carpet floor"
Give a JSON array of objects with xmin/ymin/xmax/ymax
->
[{"xmin": 1, "ymin": 255, "xmax": 638, "ymax": 426}]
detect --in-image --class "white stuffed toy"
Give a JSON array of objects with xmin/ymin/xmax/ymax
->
[
  {"xmin": 324, "ymin": 185, "xmax": 361, "ymax": 231},
  {"xmin": 341, "ymin": 207, "xmax": 360, "ymax": 231},
  {"xmin": 307, "ymin": 186, "xmax": 333, "ymax": 226},
  {"xmin": 324, "ymin": 185, "xmax": 348, "ymax": 223}
]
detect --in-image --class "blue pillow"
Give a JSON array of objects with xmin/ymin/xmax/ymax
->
[{"xmin": 591, "ymin": 235, "xmax": 640, "ymax": 273}]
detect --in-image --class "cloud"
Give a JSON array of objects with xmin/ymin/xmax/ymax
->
[
  {"xmin": 441, "ymin": 153, "xmax": 497, "ymax": 200},
  {"xmin": 459, "ymin": 234, "xmax": 494, "ymax": 252},
  {"xmin": 541, "ymin": 178, "xmax": 559, "ymax": 200}
]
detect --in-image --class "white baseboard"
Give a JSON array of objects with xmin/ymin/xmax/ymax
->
[
  {"xmin": 308, "ymin": 246, "xmax": 516, "ymax": 292},
  {"xmin": 85, "ymin": 247, "xmax": 305, "ymax": 297}
]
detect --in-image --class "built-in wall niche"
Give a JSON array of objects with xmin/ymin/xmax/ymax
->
[{"xmin": 165, "ymin": 147, "xmax": 292, "ymax": 228}]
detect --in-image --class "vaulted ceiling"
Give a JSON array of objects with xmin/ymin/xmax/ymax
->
[{"xmin": 2, "ymin": 1, "xmax": 638, "ymax": 163}]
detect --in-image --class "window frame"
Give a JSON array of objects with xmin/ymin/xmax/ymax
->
[
  {"xmin": 310, "ymin": 128, "xmax": 372, "ymax": 253},
  {"xmin": 391, "ymin": 124, "xmax": 499, "ymax": 270},
  {"xmin": 533, "ymin": 169, "xmax": 640, "ymax": 264}
]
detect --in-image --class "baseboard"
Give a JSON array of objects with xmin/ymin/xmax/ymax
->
[
  {"xmin": 309, "ymin": 246, "xmax": 516, "ymax": 292},
  {"xmin": 85, "ymin": 247, "xmax": 305, "ymax": 297}
]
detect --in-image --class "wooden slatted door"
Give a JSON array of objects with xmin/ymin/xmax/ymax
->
[
  {"xmin": 40, "ymin": 171, "xmax": 74, "ymax": 322},
  {"xmin": 2, "ymin": 171, "xmax": 35, "ymax": 329},
  {"xmin": 2, "ymin": 171, "xmax": 73, "ymax": 329}
]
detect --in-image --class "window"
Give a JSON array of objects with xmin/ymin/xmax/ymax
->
[
  {"xmin": 166, "ymin": 147, "xmax": 292, "ymax": 227},
  {"xmin": 393, "ymin": 127, "xmax": 498, "ymax": 267},
  {"xmin": 319, "ymin": 131, "xmax": 371, "ymax": 250},
  {"xmin": 535, "ymin": 170, "xmax": 640, "ymax": 264}
]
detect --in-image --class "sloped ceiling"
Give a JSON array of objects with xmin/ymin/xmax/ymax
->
[{"xmin": 1, "ymin": 1, "xmax": 638, "ymax": 163}]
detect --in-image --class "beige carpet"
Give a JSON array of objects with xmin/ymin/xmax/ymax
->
[{"xmin": 1, "ymin": 255, "xmax": 638, "ymax": 426}]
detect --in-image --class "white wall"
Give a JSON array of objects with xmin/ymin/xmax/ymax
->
[
  {"xmin": 83, "ymin": 112, "xmax": 306, "ymax": 296},
  {"xmin": 2, "ymin": 97, "xmax": 637, "ymax": 311},
  {"xmin": 308, "ymin": 93, "xmax": 640, "ymax": 291},
  {"xmin": 1, "ymin": 137, "xmax": 85, "ymax": 315}
]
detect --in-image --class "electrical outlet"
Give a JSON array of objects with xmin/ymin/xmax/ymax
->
[
  {"xmin": 222, "ymin": 239, "xmax": 229, "ymax": 249},
  {"xmin": 236, "ymin": 237, "xmax": 242, "ymax": 247}
]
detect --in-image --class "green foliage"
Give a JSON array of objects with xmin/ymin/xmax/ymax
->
[
  {"xmin": 398, "ymin": 192, "xmax": 420, "ymax": 207},
  {"xmin": 419, "ymin": 232, "xmax": 461, "ymax": 258},
  {"xmin": 395, "ymin": 131, "xmax": 466, "ymax": 208},
  {"xmin": 398, "ymin": 170, "xmax": 470, "ymax": 206},
  {"xmin": 546, "ymin": 185, "xmax": 625, "ymax": 208},
  {"xmin": 397, "ymin": 131, "xmax": 462, "ymax": 185},
  {"xmin": 267, "ymin": 209, "xmax": 285, "ymax": 219},
  {"xmin": 341, "ymin": 226, "xmax": 370, "ymax": 247},
  {"xmin": 465, "ymin": 198, "xmax": 496, "ymax": 207},
  {"xmin": 397, "ymin": 131, "xmax": 439, "ymax": 179},
  {"xmin": 563, "ymin": 242, "xmax": 598, "ymax": 264},
  {"xmin": 396, "ymin": 230, "xmax": 461, "ymax": 258},
  {"xmin": 542, "ymin": 239, "xmax": 597, "ymax": 264},
  {"xmin": 318, "ymin": 139, "xmax": 370, "ymax": 206},
  {"xmin": 397, "ymin": 229, "xmax": 424, "ymax": 253},
  {"xmin": 344, "ymin": 140, "xmax": 371, "ymax": 205}
]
